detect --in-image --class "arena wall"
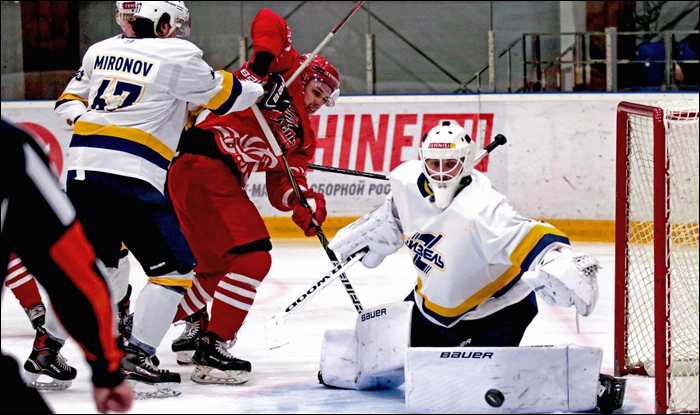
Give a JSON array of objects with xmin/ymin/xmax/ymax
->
[{"xmin": 3, "ymin": 92, "xmax": 694, "ymax": 240}]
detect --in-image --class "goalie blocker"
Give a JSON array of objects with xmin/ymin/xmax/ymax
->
[{"xmin": 319, "ymin": 303, "xmax": 626, "ymax": 413}]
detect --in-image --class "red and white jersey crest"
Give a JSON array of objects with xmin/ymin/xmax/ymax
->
[{"xmin": 207, "ymin": 123, "xmax": 278, "ymax": 185}]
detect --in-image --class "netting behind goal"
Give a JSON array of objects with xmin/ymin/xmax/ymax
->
[{"xmin": 615, "ymin": 99, "xmax": 699, "ymax": 414}]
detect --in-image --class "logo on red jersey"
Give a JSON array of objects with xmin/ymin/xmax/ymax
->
[{"xmin": 212, "ymin": 126, "xmax": 278, "ymax": 185}]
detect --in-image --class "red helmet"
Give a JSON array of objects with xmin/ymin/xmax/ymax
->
[{"xmin": 300, "ymin": 54, "xmax": 340, "ymax": 107}]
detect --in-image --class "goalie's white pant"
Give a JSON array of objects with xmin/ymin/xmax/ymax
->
[{"xmin": 320, "ymin": 302, "xmax": 604, "ymax": 414}]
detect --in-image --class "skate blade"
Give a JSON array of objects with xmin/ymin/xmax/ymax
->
[
  {"xmin": 23, "ymin": 372, "xmax": 72, "ymax": 391},
  {"xmin": 176, "ymin": 350, "xmax": 194, "ymax": 366},
  {"xmin": 126, "ymin": 379, "xmax": 182, "ymax": 399},
  {"xmin": 190, "ymin": 366, "xmax": 249, "ymax": 385}
]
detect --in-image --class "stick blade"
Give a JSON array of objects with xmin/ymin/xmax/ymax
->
[{"xmin": 264, "ymin": 315, "xmax": 290, "ymax": 350}]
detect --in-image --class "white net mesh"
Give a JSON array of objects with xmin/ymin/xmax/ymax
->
[{"xmin": 622, "ymin": 99, "xmax": 699, "ymax": 414}]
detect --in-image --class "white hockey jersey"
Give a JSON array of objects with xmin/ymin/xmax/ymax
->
[
  {"xmin": 390, "ymin": 160, "xmax": 570, "ymax": 328},
  {"xmin": 55, "ymin": 35, "xmax": 125, "ymax": 131},
  {"xmin": 64, "ymin": 36, "xmax": 262, "ymax": 192}
]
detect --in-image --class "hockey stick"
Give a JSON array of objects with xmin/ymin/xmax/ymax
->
[
  {"xmin": 264, "ymin": 248, "xmax": 368, "ymax": 349},
  {"xmin": 252, "ymin": 1, "xmax": 366, "ymax": 313},
  {"xmin": 307, "ymin": 164, "xmax": 389, "ymax": 180},
  {"xmin": 306, "ymin": 133, "xmax": 509, "ymax": 181}
]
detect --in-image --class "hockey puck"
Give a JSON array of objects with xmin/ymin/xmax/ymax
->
[{"xmin": 485, "ymin": 389, "xmax": 505, "ymax": 407}]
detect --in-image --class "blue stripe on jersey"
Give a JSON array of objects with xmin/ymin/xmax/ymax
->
[
  {"xmin": 211, "ymin": 77, "xmax": 244, "ymax": 116},
  {"xmin": 70, "ymin": 134, "xmax": 170, "ymax": 170},
  {"xmin": 417, "ymin": 232, "xmax": 570, "ymax": 327}
]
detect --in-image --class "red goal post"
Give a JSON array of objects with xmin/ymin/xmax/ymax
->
[{"xmin": 615, "ymin": 99, "xmax": 699, "ymax": 414}]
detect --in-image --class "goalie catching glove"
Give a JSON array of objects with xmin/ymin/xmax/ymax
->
[
  {"xmin": 522, "ymin": 248, "xmax": 600, "ymax": 316},
  {"xmin": 329, "ymin": 196, "xmax": 404, "ymax": 269}
]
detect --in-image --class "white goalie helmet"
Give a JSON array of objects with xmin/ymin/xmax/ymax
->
[
  {"xmin": 133, "ymin": 1, "xmax": 191, "ymax": 38},
  {"xmin": 419, "ymin": 121, "xmax": 476, "ymax": 209}
]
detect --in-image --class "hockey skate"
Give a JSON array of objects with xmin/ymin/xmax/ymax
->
[
  {"xmin": 23, "ymin": 331, "xmax": 77, "ymax": 391},
  {"xmin": 191, "ymin": 331, "xmax": 250, "ymax": 385},
  {"xmin": 121, "ymin": 347, "xmax": 180, "ymax": 399},
  {"xmin": 596, "ymin": 374, "xmax": 627, "ymax": 413},
  {"xmin": 117, "ymin": 285, "xmax": 133, "ymax": 348},
  {"xmin": 23, "ymin": 302, "xmax": 46, "ymax": 331},
  {"xmin": 172, "ymin": 307, "xmax": 208, "ymax": 365}
]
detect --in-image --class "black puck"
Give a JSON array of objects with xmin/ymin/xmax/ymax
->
[{"xmin": 485, "ymin": 389, "xmax": 505, "ymax": 408}]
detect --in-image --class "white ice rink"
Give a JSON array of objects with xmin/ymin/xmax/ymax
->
[{"xmin": 1, "ymin": 240, "xmax": 656, "ymax": 414}]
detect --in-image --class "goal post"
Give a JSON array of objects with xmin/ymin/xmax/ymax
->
[{"xmin": 615, "ymin": 99, "xmax": 699, "ymax": 414}]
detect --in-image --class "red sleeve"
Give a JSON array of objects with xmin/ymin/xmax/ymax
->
[{"xmin": 250, "ymin": 8, "xmax": 300, "ymax": 75}]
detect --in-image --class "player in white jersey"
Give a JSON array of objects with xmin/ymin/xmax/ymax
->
[
  {"xmin": 326, "ymin": 121, "xmax": 626, "ymax": 412},
  {"xmin": 56, "ymin": 1, "xmax": 137, "ymax": 130},
  {"xmin": 332, "ymin": 120, "xmax": 599, "ymax": 345},
  {"xmin": 62, "ymin": 1, "xmax": 274, "ymax": 399}
]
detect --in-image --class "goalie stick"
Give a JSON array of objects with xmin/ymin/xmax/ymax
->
[
  {"xmin": 307, "ymin": 133, "xmax": 508, "ymax": 180},
  {"xmin": 252, "ymin": 1, "xmax": 366, "ymax": 313},
  {"xmin": 264, "ymin": 249, "xmax": 368, "ymax": 349}
]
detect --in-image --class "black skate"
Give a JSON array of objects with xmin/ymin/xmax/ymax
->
[
  {"xmin": 23, "ymin": 302, "xmax": 46, "ymax": 331},
  {"xmin": 121, "ymin": 347, "xmax": 180, "ymax": 399},
  {"xmin": 597, "ymin": 374, "xmax": 627, "ymax": 413},
  {"xmin": 117, "ymin": 285, "xmax": 133, "ymax": 348},
  {"xmin": 172, "ymin": 307, "xmax": 208, "ymax": 365},
  {"xmin": 23, "ymin": 331, "xmax": 77, "ymax": 391},
  {"xmin": 191, "ymin": 331, "xmax": 250, "ymax": 385}
]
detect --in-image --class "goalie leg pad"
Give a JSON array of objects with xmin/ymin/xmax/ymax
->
[
  {"xmin": 319, "ymin": 329, "xmax": 359, "ymax": 389},
  {"xmin": 405, "ymin": 344, "xmax": 603, "ymax": 414},
  {"xmin": 319, "ymin": 302, "xmax": 413, "ymax": 390}
]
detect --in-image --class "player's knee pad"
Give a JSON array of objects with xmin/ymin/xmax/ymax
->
[
  {"xmin": 320, "ymin": 302, "xmax": 413, "ymax": 390},
  {"xmin": 227, "ymin": 249, "xmax": 271, "ymax": 284},
  {"xmin": 404, "ymin": 344, "xmax": 604, "ymax": 414}
]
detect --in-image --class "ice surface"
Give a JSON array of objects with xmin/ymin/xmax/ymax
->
[{"xmin": 1, "ymin": 240, "xmax": 655, "ymax": 414}]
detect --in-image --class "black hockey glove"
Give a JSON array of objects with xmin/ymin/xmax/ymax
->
[{"xmin": 259, "ymin": 74, "xmax": 290, "ymax": 112}]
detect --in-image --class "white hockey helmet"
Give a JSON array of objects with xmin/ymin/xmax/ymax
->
[
  {"xmin": 115, "ymin": 2, "xmax": 136, "ymax": 34},
  {"xmin": 133, "ymin": 1, "xmax": 190, "ymax": 38},
  {"xmin": 419, "ymin": 121, "xmax": 476, "ymax": 209}
]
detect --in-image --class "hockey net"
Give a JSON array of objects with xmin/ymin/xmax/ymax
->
[{"xmin": 615, "ymin": 99, "xmax": 699, "ymax": 414}]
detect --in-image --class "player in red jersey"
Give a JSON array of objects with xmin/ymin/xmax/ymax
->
[{"xmin": 166, "ymin": 8, "xmax": 340, "ymax": 384}]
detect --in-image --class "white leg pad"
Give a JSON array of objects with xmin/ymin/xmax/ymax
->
[
  {"xmin": 355, "ymin": 302, "xmax": 413, "ymax": 389},
  {"xmin": 320, "ymin": 329, "xmax": 359, "ymax": 389},
  {"xmin": 405, "ymin": 344, "xmax": 603, "ymax": 414},
  {"xmin": 319, "ymin": 302, "xmax": 413, "ymax": 390}
]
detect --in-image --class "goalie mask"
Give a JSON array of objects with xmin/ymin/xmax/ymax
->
[
  {"xmin": 419, "ymin": 121, "xmax": 476, "ymax": 209},
  {"xmin": 133, "ymin": 1, "xmax": 191, "ymax": 38}
]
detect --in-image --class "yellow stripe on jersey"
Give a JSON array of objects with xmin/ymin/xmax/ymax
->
[
  {"xmin": 416, "ymin": 224, "xmax": 567, "ymax": 318},
  {"xmin": 203, "ymin": 70, "xmax": 234, "ymax": 110},
  {"xmin": 185, "ymin": 106, "xmax": 205, "ymax": 130},
  {"xmin": 147, "ymin": 277, "xmax": 193, "ymax": 290},
  {"xmin": 57, "ymin": 93, "xmax": 88, "ymax": 106},
  {"xmin": 74, "ymin": 121, "xmax": 175, "ymax": 162}
]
